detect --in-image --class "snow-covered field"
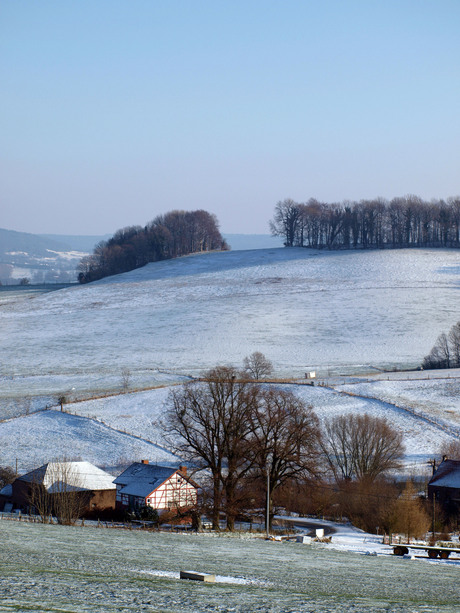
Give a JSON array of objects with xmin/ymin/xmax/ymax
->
[
  {"xmin": 1, "ymin": 519, "xmax": 460, "ymax": 613},
  {"xmin": 2, "ymin": 248, "xmax": 460, "ymax": 390},
  {"xmin": 2, "ymin": 247, "xmax": 460, "ymax": 611},
  {"xmin": 1, "ymin": 247, "xmax": 460, "ymax": 472},
  {"xmin": 0, "ymin": 408, "xmax": 180, "ymax": 474},
  {"xmin": 335, "ymin": 376, "xmax": 460, "ymax": 427},
  {"xmin": 1, "ymin": 378, "xmax": 457, "ymax": 474}
]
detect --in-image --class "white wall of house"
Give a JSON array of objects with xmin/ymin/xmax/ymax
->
[
  {"xmin": 146, "ymin": 473, "xmax": 197, "ymax": 510},
  {"xmin": 116, "ymin": 472, "xmax": 197, "ymax": 510}
]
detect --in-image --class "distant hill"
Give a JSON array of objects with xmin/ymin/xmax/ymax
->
[
  {"xmin": 0, "ymin": 228, "xmax": 71, "ymax": 256},
  {"xmin": 4, "ymin": 246, "xmax": 460, "ymax": 384},
  {"xmin": 38, "ymin": 233, "xmax": 111, "ymax": 252},
  {"xmin": 0, "ymin": 228, "xmax": 283, "ymax": 284},
  {"xmin": 223, "ymin": 234, "xmax": 283, "ymax": 250},
  {"xmin": 0, "ymin": 228, "xmax": 108, "ymax": 284}
]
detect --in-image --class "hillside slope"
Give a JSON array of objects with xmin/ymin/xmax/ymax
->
[{"xmin": 1, "ymin": 247, "xmax": 460, "ymax": 399}]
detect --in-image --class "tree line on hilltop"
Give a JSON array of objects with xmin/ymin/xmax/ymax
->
[
  {"xmin": 77, "ymin": 209, "xmax": 228, "ymax": 283},
  {"xmin": 270, "ymin": 195, "xmax": 460, "ymax": 249}
]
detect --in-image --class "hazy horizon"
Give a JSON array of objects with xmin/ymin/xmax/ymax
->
[{"xmin": 2, "ymin": 1, "xmax": 459, "ymax": 236}]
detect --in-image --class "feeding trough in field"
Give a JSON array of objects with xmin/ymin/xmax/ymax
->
[{"xmin": 180, "ymin": 570, "xmax": 216, "ymax": 583}]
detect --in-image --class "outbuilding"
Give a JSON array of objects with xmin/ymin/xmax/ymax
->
[
  {"xmin": 11, "ymin": 460, "xmax": 116, "ymax": 515},
  {"xmin": 428, "ymin": 458, "xmax": 460, "ymax": 519}
]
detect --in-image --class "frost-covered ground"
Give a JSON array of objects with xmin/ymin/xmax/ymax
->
[
  {"xmin": 0, "ymin": 408, "xmax": 180, "ymax": 474},
  {"xmin": 291, "ymin": 383, "xmax": 455, "ymax": 473},
  {"xmin": 1, "ymin": 379, "xmax": 456, "ymax": 473},
  {"xmin": 3, "ymin": 247, "xmax": 460, "ymax": 611},
  {"xmin": 68, "ymin": 387, "xmax": 172, "ymax": 444},
  {"xmin": 1, "ymin": 519, "xmax": 460, "ymax": 612},
  {"xmin": 1, "ymin": 248, "xmax": 460, "ymax": 472},
  {"xmin": 2, "ymin": 248, "xmax": 460, "ymax": 397},
  {"xmin": 0, "ymin": 370, "xmax": 188, "ymax": 420},
  {"xmin": 334, "ymin": 375, "xmax": 460, "ymax": 429}
]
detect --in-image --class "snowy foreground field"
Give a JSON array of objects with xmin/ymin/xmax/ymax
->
[{"xmin": 1, "ymin": 519, "xmax": 460, "ymax": 613}]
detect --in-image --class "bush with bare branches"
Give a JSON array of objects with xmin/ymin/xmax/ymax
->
[
  {"xmin": 321, "ymin": 414, "xmax": 405, "ymax": 483},
  {"xmin": 243, "ymin": 352, "xmax": 273, "ymax": 380}
]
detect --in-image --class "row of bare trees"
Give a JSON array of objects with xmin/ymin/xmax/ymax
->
[
  {"xmin": 270, "ymin": 196, "xmax": 460, "ymax": 249},
  {"xmin": 78, "ymin": 209, "xmax": 228, "ymax": 283},
  {"xmin": 423, "ymin": 321, "xmax": 460, "ymax": 370},
  {"xmin": 165, "ymin": 359, "xmax": 409, "ymax": 534},
  {"xmin": 167, "ymin": 368, "xmax": 319, "ymax": 531}
]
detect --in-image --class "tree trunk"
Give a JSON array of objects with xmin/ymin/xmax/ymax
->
[{"xmin": 211, "ymin": 475, "xmax": 221, "ymax": 530}]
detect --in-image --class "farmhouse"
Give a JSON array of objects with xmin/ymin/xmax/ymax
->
[
  {"xmin": 114, "ymin": 461, "xmax": 198, "ymax": 512},
  {"xmin": 428, "ymin": 458, "xmax": 460, "ymax": 518},
  {"xmin": 10, "ymin": 461, "xmax": 116, "ymax": 514}
]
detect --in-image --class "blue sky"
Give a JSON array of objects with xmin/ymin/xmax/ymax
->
[{"xmin": 1, "ymin": 1, "xmax": 459, "ymax": 235}]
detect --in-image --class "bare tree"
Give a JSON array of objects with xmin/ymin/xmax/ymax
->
[
  {"xmin": 27, "ymin": 462, "xmax": 89, "ymax": 525},
  {"xmin": 249, "ymin": 388, "xmax": 321, "ymax": 530},
  {"xmin": 243, "ymin": 352, "xmax": 273, "ymax": 380},
  {"xmin": 448, "ymin": 322, "xmax": 460, "ymax": 367},
  {"xmin": 439, "ymin": 439, "xmax": 460, "ymax": 460},
  {"xmin": 28, "ymin": 473, "xmax": 52, "ymax": 523},
  {"xmin": 426, "ymin": 332, "xmax": 451, "ymax": 369},
  {"xmin": 165, "ymin": 367, "xmax": 258, "ymax": 531},
  {"xmin": 0, "ymin": 466, "xmax": 15, "ymax": 489},
  {"xmin": 423, "ymin": 326, "xmax": 459, "ymax": 370},
  {"xmin": 321, "ymin": 414, "xmax": 405, "ymax": 483},
  {"xmin": 422, "ymin": 319, "xmax": 460, "ymax": 370},
  {"xmin": 121, "ymin": 367, "xmax": 131, "ymax": 391},
  {"xmin": 48, "ymin": 462, "xmax": 90, "ymax": 525},
  {"xmin": 58, "ymin": 395, "xmax": 67, "ymax": 412},
  {"xmin": 270, "ymin": 199, "xmax": 302, "ymax": 247}
]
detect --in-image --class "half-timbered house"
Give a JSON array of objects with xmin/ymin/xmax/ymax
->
[{"xmin": 114, "ymin": 461, "xmax": 198, "ymax": 512}]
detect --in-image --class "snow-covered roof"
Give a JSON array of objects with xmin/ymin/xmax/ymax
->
[
  {"xmin": 114, "ymin": 463, "xmax": 192, "ymax": 499},
  {"xmin": 0, "ymin": 483, "xmax": 13, "ymax": 497},
  {"xmin": 18, "ymin": 461, "xmax": 115, "ymax": 492},
  {"xmin": 429, "ymin": 460, "xmax": 460, "ymax": 489}
]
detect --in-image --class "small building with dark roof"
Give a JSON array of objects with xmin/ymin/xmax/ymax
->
[{"xmin": 428, "ymin": 458, "xmax": 460, "ymax": 518}]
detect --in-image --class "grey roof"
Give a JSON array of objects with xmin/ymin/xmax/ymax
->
[
  {"xmin": 429, "ymin": 459, "xmax": 460, "ymax": 489},
  {"xmin": 0, "ymin": 484, "xmax": 12, "ymax": 497},
  {"xmin": 114, "ymin": 464, "xmax": 179, "ymax": 499}
]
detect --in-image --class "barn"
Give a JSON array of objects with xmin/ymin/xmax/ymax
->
[{"xmin": 10, "ymin": 461, "xmax": 116, "ymax": 515}]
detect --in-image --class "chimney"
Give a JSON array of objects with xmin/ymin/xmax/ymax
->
[
  {"xmin": 141, "ymin": 459, "xmax": 149, "ymax": 465},
  {"xmin": 179, "ymin": 465, "xmax": 187, "ymax": 475}
]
